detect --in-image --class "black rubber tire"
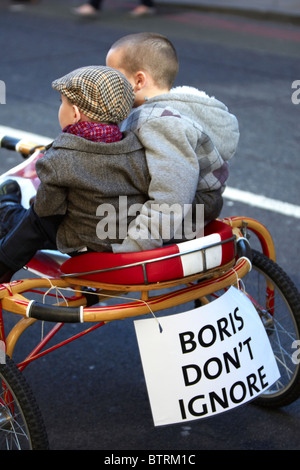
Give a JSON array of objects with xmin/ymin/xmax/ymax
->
[
  {"xmin": 247, "ymin": 250, "xmax": 300, "ymax": 407},
  {"xmin": 0, "ymin": 355, "xmax": 49, "ymax": 450}
]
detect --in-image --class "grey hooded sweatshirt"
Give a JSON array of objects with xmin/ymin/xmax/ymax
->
[{"xmin": 112, "ymin": 86, "xmax": 239, "ymax": 253}]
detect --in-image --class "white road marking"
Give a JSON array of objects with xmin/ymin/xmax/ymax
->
[
  {"xmin": 0, "ymin": 125, "xmax": 53, "ymax": 145},
  {"xmin": 1, "ymin": 125, "xmax": 299, "ymax": 219},
  {"xmin": 223, "ymin": 187, "xmax": 300, "ymax": 219}
]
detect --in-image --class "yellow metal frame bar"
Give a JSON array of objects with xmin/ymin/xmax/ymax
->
[{"xmin": 0, "ymin": 216, "xmax": 275, "ymax": 361}]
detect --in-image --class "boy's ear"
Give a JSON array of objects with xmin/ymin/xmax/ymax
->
[
  {"xmin": 72, "ymin": 104, "xmax": 82, "ymax": 123},
  {"xmin": 133, "ymin": 71, "xmax": 147, "ymax": 91}
]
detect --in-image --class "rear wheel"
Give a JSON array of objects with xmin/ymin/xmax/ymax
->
[
  {"xmin": 200, "ymin": 250, "xmax": 300, "ymax": 407},
  {"xmin": 0, "ymin": 355, "xmax": 49, "ymax": 450},
  {"xmin": 245, "ymin": 250, "xmax": 300, "ymax": 407}
]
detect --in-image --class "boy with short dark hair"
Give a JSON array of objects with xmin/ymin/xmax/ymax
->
[{"xmin": 106, "ymin": 32, "xmax": 239, "ymax": 253}]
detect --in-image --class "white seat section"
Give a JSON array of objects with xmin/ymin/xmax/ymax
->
[{"xmin": 178, "ymin": 233, "xmax": 222, "ymax": 276}]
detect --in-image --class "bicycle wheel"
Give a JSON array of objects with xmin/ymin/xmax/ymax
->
[
  {"xmin": 0, "ymin": 355, "xmax": 49, "ymax": 450},
  {"xmin": 241, "ymin": 250, "xmax": 300, "ymax": 407},
  {"xmin": 202, "ymin": 250, "xmax": 300, "ymax": 407}
]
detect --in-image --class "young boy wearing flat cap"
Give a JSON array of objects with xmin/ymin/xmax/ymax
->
[{"xmin": 0, "ymin": 66, "xmax": 149, "ymax": 280}]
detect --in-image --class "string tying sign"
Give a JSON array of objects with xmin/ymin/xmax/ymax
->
[{"xmin": 134, "ymin": 286, "xmax": 280, "ymax": 426}]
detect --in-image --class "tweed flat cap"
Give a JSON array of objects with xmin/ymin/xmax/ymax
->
[{"xmin": 52, "ymin": 66, "xmax": 134, "ymax": 123}]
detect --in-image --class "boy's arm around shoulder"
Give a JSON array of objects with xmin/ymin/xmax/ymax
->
[{"xmin": 112, "ymin": 115, "xmax": 200, "ymax": 252}]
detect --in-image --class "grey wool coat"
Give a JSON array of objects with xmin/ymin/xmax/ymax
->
[{"xmin": 34, "ymin": 131, "xmax": 150, "ymax": 253}]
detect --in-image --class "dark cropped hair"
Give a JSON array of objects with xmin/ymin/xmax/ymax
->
[{"xmin": 110, "ymin": 33, "xmax": 179, "ymax": 89}]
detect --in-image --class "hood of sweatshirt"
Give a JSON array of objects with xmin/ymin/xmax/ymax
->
[{"xmin": 148, "ymin": 86, "xmax": 239, "ymax": 162}]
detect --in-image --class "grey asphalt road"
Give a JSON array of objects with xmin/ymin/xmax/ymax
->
[{"xmin": 0, "ymin": 0, "xmax": 300, "ymax": 452}]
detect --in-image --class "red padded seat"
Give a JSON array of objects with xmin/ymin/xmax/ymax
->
[{"xmin": 60, "ymin": 220, "xmax": 235, "ymax": 285}]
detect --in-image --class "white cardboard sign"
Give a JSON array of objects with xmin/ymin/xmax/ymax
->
[{"xmin": 134, "ymin": 286, "xmax": 280, "ymax": 426}]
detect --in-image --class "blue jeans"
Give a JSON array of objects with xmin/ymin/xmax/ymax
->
[{"xmin": 0, "ymin": 204, "xmax": 62, "ymax": 275}]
